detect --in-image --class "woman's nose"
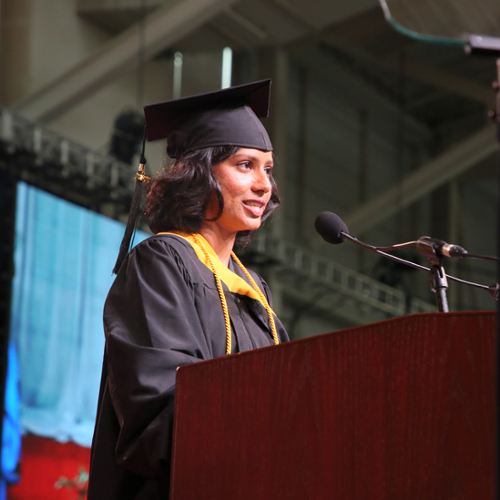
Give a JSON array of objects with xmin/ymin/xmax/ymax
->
[{"xmin": 253, "ymin": 168, "xmax": 271, "ymax": 193}]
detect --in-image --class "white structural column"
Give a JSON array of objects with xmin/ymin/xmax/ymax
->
[
  {"xmin": 267, "ymin": 47, "xmax": 289, "ymax": 241},
  {"xmin": 257, "ymin": 46, "xmax": 289, "ymax": 239},
  {"xmin": 345, "ymin": 125, "xmax": 497, "ymax": 235},
  {"xmin": 14, "ymin": 0, "xmax": 238, "ymax": 122},
  {"xmin": 256, "ymin": 47, "xmax": 289, "ymax": 319}
]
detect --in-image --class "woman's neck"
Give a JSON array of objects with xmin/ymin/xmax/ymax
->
[{"xmin": 198, "ymin": 226, "xmax": 236, "ymax": 267}]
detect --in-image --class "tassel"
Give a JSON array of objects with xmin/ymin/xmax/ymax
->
[{"xmin": 112, "ymin": 128, "xmax": 150, "ymax": 274}]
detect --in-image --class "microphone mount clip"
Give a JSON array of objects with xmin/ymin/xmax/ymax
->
[{"xmin": 416, "ymin": 236, "xmax": 449, "ymax": 312}]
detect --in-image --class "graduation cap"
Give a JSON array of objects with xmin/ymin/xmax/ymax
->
[
  {"xmin": 144, "ymin": 78, "xmax": 273, "ymax": 158},
  {"xmin": 112, "ymin": 79, "xmax": 273, "ymax": 274}
]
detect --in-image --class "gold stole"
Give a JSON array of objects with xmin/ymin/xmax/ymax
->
[{"xmin": 158, "ymin": 231, "xmax": 273, "ymax": 312}]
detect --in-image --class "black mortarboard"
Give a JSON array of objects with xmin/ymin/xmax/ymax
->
[{"xmin": 143, "ymin": 79, "xmax": 273, "ymax": 158}]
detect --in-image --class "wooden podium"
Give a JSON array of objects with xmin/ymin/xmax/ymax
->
[{"xmin": 170, "ymin": 312, "xmax": 495, "ymax": 499}]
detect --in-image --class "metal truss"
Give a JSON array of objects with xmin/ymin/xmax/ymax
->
[{"xmin": 0, "ymin": 107, "xmax": 134, "ymax": 209}]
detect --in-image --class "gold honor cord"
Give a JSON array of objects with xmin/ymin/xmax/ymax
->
[
  {"xmin": 192, "ymin": 234, "xmax": 233, "ymax": 354},
  {"xmin": 230, "ymin": 251, "xmax": 280, "ymax": 347},
  {"xmin": 178, "ymin": 233, "xmax": 280, "ymax": 354}
]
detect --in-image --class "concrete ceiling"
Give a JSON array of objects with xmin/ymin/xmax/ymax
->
[
  {"xmin": 21, "ymin": 0, "xmax": 496, "ymax": 129},
  {"xmin": 76, "ymin": 0, "xmax": 380, "ymax": 42}
]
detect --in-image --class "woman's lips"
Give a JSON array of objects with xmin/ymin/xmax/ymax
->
[{"xmin": 243, "ymin": 200, "xmax": 265, "ymax": 217}]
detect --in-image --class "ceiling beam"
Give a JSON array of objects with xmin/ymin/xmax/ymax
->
[
  {"xmin": 402, "ymin": 59, "xmax": 493, "ymax": 106},
  {"xmin": 321, "ymin": 34, "xmax": 493, "ymax": 106},
  {"xmin": 344, "ymin": 124, "xmax": 496, "ymax": 235},
  {"xmin": 14, "ymin": 0, "xmax": 238, "ymax": 122},
  {"xmin": 271, "ymin": 0, "xmax": 379, "ymax": 32}
]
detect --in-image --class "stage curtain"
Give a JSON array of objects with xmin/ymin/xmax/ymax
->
[{"xmin": 10, "ymin": 182, "xmax": 148, "ymax": 447}]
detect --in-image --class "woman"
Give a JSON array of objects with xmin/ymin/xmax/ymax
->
[{"xmin": 87, "ymin": 80, "xmax": 289, "ymax": 499}]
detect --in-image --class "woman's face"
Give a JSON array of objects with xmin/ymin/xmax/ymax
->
[{"xmin": 204, "ymin": 148, "xmax": 273, "ymax": 236}]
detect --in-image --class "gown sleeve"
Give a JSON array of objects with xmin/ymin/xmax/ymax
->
[{"xmin": 103, "ymin": 237, "xmax": 214, "ymax": 479}]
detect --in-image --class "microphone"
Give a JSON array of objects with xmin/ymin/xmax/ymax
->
[
  {"xmin": 416, "ymin": 236, "xmax": 467, "ymax": 259},
  {"xmin": 314, "ymin": 211, "xmax": 498, "ymax": 302},
  {"xmin": 314, "ymin": 211, "xmax": 349, "ymax": 244},
  {"xmin": 315, "ymin": 211, "xmax": 413, "ymax": 253},
  {"xmin": 315, "ymin": 211, "xmax": 497, "ymax": 262}
]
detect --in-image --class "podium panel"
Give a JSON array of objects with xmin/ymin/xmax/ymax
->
[{"xmin": 170, "ymin": 312, "xmax": 495, "ymax": 500}]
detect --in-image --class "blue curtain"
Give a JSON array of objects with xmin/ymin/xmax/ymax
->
[
  {"xmin": 10, "ymin": 182, "xmax": 148, "ymax": 447},
  {"xmin": 0, "ymin": 340, "xmax": 21, "ymax": 498}
]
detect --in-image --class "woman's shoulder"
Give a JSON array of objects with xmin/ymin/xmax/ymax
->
[
  {"xmin": 112, "ymin": 233, "xmax": 195, "ymax": 279},
  {"xmin": 120, "ymin": 233, "xmax": 215, "ymax": 285},
  {"xmin": 128, "ymin": 233, "xmax": 196, "ymax": 260}
]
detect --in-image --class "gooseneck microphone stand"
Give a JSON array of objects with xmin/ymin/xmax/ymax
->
[{"xmin": 416, "ymin": 238, "xmax": 449, "ymax": 312}]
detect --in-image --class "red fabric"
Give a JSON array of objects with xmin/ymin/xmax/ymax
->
[{"xmin": 8, "ymin": 434, "xmax": 90, "ymax": 500}]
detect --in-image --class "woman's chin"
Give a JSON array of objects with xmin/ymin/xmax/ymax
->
[{"xmin": 240, "ymin": 218, "xmax": 262, "ymax": 232}]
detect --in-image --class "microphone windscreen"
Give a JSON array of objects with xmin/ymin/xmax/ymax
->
[{"xmin": 315, "ymin": 212, "xmax": 349, "ymax": 244}]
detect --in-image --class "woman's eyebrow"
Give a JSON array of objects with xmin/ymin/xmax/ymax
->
[{"xmin": 232, "ymin": 154, "xmax": 273, "ymax": 165}]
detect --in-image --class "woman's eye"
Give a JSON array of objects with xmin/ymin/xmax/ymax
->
[{"xmin": 237, "ymin": 161, "xmax": 251, "ymax": 169}]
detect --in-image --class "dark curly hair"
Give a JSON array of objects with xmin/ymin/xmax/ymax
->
[{"xmin": 144, "ymin": 146, "xmax": 281, "ymax": 246}]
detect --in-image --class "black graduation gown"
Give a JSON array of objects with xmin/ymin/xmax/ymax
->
[{"xmin": 87, "ymin": 234, "xmax": 289, "ymax": 499}]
